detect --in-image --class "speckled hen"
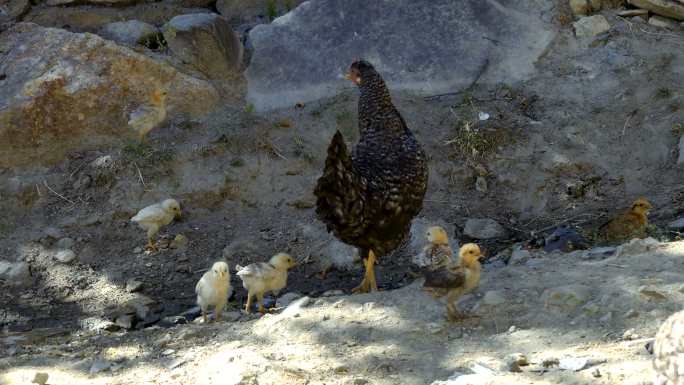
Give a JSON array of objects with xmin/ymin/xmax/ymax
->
[{"xmin": 314, "ymin": 59, "xmax": 429, "ymax": 293}]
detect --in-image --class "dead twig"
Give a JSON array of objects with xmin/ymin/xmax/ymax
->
[
  {"xmin": 621, "ymin": 109, "xmax": 637, "ymax": 138},
  {"xmin": 43, "ymin": 181, "xmax": 75, "ymax": 205},
  {"xmin": 133, "ymin": 162, "xmax": 148, "ymax": 190}
]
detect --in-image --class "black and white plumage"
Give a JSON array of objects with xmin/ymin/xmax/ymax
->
[
  {"xmin": 654, "ymin": 310, "xmax": 684, "ymax": 385},
  {"xmin": 314, "ymin": 59, "xmax": 429, "ymax": 293}
]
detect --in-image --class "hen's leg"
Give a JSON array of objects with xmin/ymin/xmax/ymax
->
[{"xmin": 352, "ymin": 250, "xmax": 378, "ymax": 293}]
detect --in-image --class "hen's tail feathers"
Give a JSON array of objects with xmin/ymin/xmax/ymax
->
[{"xmin": 314, "ymin": 131, "xmax": 366, "ymax": 238}]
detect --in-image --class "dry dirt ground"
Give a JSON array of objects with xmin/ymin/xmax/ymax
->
[
  {"xmin": 1, "ymin": 4, "xmax": 684, "ymax": 385},
  {"xmin": 2, "ymin": 239, "xmax": 683, "ymax": 385}
]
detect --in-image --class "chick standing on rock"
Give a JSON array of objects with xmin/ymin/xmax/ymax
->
[
  {"xmin": 598, "ymin": 197, "xmax": 653, "ymax": 242},
  {"xmin": 423, "ymin": 243, "xmax": 483, "ymax": 321},
  {"xmin": 128, "ymin": 87, "xmax": 168, "ymax": 142},
  {"xmin": 130, "ymin": 198, "xmax": 181, "ymax": 251},
  {"xmin": 235, "ymin": 253, "xmax": 298, "ymax": 314},
  {"xmin": 195, "ymin": 261, "xmax": 231, "ymax": 323}
]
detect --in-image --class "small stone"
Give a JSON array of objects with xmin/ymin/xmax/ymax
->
[
  {"xmin": 170, "ymin": 234, "xmax": 188, "ymax": 249},
  {"xmin": 43, "ymin": 226, "xmax": 63, "ymax": 240},
  {"xmin": 559, "ymin": 357, "xmax": 606, "ymax": 371},
  {"xmin": 463, "ymin": 218, "xmax": 508, "ymax": 239},
  {"xmin": 89, "ymin": 359, "xmax": 112, "ymax": 374},
  {"xmin": 543, "ymin": 285, "xmax": 592, "ymax": 312},
  {"xmin": 475, "ymin": 176, "xmax": 487, "ymax": 193},
  {"xmin": 508, "ymin": 325, "xmax": 517, "ymax": 333},
  {"xmin": 321, "ymin": 289, "xmax": 345, "ymax": 297},
  {"xmin": 100, "ymin": 20, "xmax": 160, "ymax": 45},
  {"xmin": 592, "ymin": 368, "xmax": 602, "ymax": 378},
  {"xmin": 427, "ymin": 322, "xmax": 444, "ymax": 334},
  {"xmin": 625, "ymin": 309, "xmax": 640, "ymax": 318},
  {"xmin": 669, "ymin": 217, "xmax": 684, "ymax": 230},
  {"xmin": 0, "ymin": 261, "xmax": 32, "ymax": 288},
  {"xmin": 56, "ymin": 237, "xmax": 74, "ymax": 249},
  {"xmin": 648, "ymin": 15, "xmax": 681, "ymax": 29},
  {"xmin": 622, "ymin": 328, "xmax": 640, "ymax": 340},
  {"xmin": 167, "ymin": 358, "xmax": 187, "ymax": 370},
  {"xmin": 115, "ymin": 315, "xmax": 134, "ymax": 330},
  {"xmin": 133, "ymin": 247, "xmax": 143, "ymax": 253},
  {"xmin": 639, "ymin": 286, "xmax": 667, "ymax": 301},
  {"xmin": 346, "ymin": 379, "xmax": 369, "ymax": 385},
  {"xmin": 277, "ymin": 292, "xmax": 303, "ymax": 307},
  {"xmin": 569, "ymin": 0, "xmax": 591, "ymax": 15},
  {"xmin": 32, "ymin": 372, "xmax": 49, "ymax": 385},
  {"xmin": 573, "ymin": 15, "xmax": 611, "ymax": 37},
  {"xmin": 125, "ymin": 279, "xmax": 144, "ymax": 293},
  {"xmin": 481, "ymin": 290, "xmax": 506, "ymax": 306},
  {"xmin": 509, "ymin": 249, "xmax": 531, "ymax": 265},
  {"xmin": 55, "ymin": 249, "xmax": 76, "ymax": 263},
  {"xmin": 505, "ymin": 353, "xmax": 528, "ymax": 372},
  {"xmin": 162, "ymin": 349, "xmax": 175, "ymax": 356},
  {"xmin": 334, "ymin": 365, "xmax": 350, "ymax": 374}
]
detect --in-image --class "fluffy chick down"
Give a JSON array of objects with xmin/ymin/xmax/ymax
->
[
  {"xmin": 196, "ymin": 261, "xmax": 231, "ymax": 323},
  {"xmin": 235, "ymin": 253, "xmax": 297, "ymax": 313},
  {"xmin": 130, "ymin": 198, "xmax": 181, "ymax": 250}
]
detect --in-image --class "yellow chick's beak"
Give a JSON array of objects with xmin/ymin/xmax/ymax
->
[{"xmin": 344, "ymin": 72, "xmax": 352, "ymax": 81}]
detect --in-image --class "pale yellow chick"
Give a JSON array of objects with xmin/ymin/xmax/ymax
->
[
  {"xmin": 128, "ymin": 88, "xmax": 168, "ymax": 142},
  {"xmin": 424, "ymin": 226, "xmax": 455, "ymax": 270},
  {"xmin": 196, "ymin": 261, "xmax": 232, "ymax": 323},
  {"xmin": 423, "ymin": 243, "xmax": 483, "ymax": 321},
  {"xmin": 235, "ymin": 253, "xmax": 297, "ymax": 314},
  {"xmin": 130, "ymin": 198, "xmax": 181, "ymax": 251}
]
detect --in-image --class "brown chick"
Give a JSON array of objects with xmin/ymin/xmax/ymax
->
[
  {"xmin": 423, "ymin": 243, "xmax": 482, "ymax": 321},
  {"xmin": 195, "ymin": 261, "xmax": 231, "ymax": 323},
  {"xmin": 235, "ymin": 253, "xmax": 298, "ymax": 314},
  {"xmin": 653, "ymin": 310, "xmax": 684, "ymax": 385},
  {"xmin": 598, "ymin": 197, "xmax": 653, "ymax": 242},
  {"xmin": 128, "ymin": 88, "xmax": 168, "ymax": 142},
  {"xmin": 423, "ymin": 226, "xmax": 455, "ymax": 269}
]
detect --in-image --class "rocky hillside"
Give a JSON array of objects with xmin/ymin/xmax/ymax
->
[{"xmin": 1, "ymin": 0, "xmax": 684, "ymax": 383}]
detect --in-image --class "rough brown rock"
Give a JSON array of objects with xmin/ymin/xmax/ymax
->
[
  {"xmin": 0, "ymin": 23, "xmax": 220, "ymax": 167},
  {"xmin": 627, "ymin": 0, "xmax": 684, "ymax": 20}
]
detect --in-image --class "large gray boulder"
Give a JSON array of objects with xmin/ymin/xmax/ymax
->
[
  {"xmin": 162, "ymin": 13, "xmax": 243, "ymax": 80},
  {"xmin": 0, "ymin": 0, "xmax": 29, "ymax": 30},
  {"xmin": 246, "ymin": 0, "xmax": 557, "ymax": 111},
  {"xmin": 0, "ymin": 23, "xmax": 220, "ymax": 168}
]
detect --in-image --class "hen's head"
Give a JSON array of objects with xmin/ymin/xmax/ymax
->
[
  {"xmin": 162, "ymin": 198, "xmax": 182, "ymax": 219},
  {"xmin": 426, "ymin": 226, "xmax": 449, "ymax": 246},
  {"xmin": 459, "ymin": 243, "xmax": 483, "ymax": 268},
  {"xmin": 630, "ymin": 197, "xmax": 652, "ymax": 215},
  {"xmin": 345, "ymin": 59, "xmax": 377, "ymax": 86},
  {"xmin": 211, "ymin": 261, "xmax": 229, "ymax": 280}
]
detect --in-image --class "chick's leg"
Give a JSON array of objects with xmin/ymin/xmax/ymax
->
[
  {"xmin": 352, "ymin": 250, "xmax": 378, "ymax": 294},
  {"xmin": 202, "ymin": 308, "xmax": 208, "ymax": 324},
  {"xmin": 446, "ymin": 289, "xmax": 463, "ymax": 322},
  {"xmin": 244, "ymin": 293, "xmax": 253, "ymax": 314},
  {"xmin": 215, "ymin": 301, "xmax": 225, "ymax": 322},
  {"xmin": 257, "ymin": 293, "xmax": 265, "ymax": 314},
  {"xmin": 145, "ymin": 226, "xmax": 159, "ymax": 251}
]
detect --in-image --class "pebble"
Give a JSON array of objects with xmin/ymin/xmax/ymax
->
[
  {"xmin": 55, "ymin": 249, "xmax": 76, "ymax": 263},
  {"xmin": 56, "ymin": 237, "xmax": 75, "ymax": 249},
  {"xmin": 508, "ymin": 249, "xmax": 531, "ymax": 265},
  {"xmin": 162, "ymin": 349, "xmax": 175, "ymax": 356},
  {"xmin": 43, "ymin": 227, "xmax": 63, "ymax": 240},
  {"xmin": 573, "ymin": 15, "xmax": 611, "ymax": 37},
  {"xmin": 559, "ymin": 357, "xmax": 606, "ymax": 371},
  {"xmin": 89, "ymin": 359, "xmax": 112, "ymax": 374},
  {"xmin": 134, "ymin": 247, "xmax": 143, "ymax": 253},
  {"xmin": 508, "ymin": 325, "xmax": 517, "ymax": 333},
  {"xmin": 32, "ymin": 372, "xmax": 49, "ymax": 385},
  {"xmin": 481, "ymin": 290, "xmax": 506, "ymax": 306},
  {"xmin": 505, "ymin": 353, "xmax": 529, "ymax": 372},
  {"xmin": 623, "ymin": 328, "xmax": 640, "ymax": 340},
  {"xmin": 639, "ymin": 286, "xmax": 667, "ymax": 301},
  {"xmin": 475, "ymin": 176, "xmax": 487, "ymax": 193},
  {"xmin": 115, "ymin": 315, "xmax": 134, "ymax": 330},
  {"xmin": 125, "ymin": 279, "xmax": 144, "ymax": 293}
]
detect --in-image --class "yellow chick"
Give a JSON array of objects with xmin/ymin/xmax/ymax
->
[
  {"xmin": 128, "ymin": 88, "xmax": 168, "ymax": 142},
  {"xmin": 130, "ymin": 198, "xmax": 181, "ymax": 251},
  {"xmin": 235, "ymin": 253, "xmax": 298, "ymax": 314},
  {"xmin": 598, "ymin": 197, "xmax": 653, "ymax": 242},
  {"xmin": 423, "ymin": 243, "xmax": 483, "ymax": 321},
  {"xmin": 195, "ymin": 261, "xmax": 231, "ymax": 323},
  {"xmin": 424, "ymin": 226, "xmax": 455, "ymax": 270}
]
